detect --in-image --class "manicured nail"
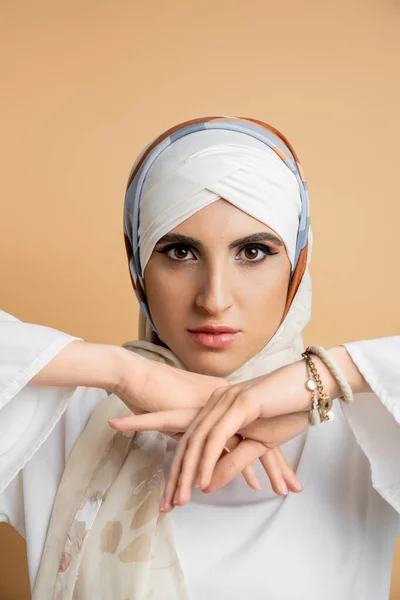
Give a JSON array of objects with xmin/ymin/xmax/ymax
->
[
  {"xmin": 280, "ymin": 480, "xmax": 289, "ymax": 495},
  {"xmin": 198, "ymin": 476, "xmax": 208, "ymax": 490},
  {"xmin": 253, "ymin": 476, "xmax": 262, "ymax": 490},
  {"xmin": 293, "ymin": 480, "xmax": 303, "ymax": 492},
  {"xmin": 108, "ymin": 418, "xmax": 127, "ymax": 430},
  {"xmin": 174, "ymin": 493, "xmax": 185, "ymax": 506}
]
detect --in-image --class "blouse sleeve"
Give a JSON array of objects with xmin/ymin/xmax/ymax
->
[
  {"xmin": 0, "ymin": 310, "xmax": 82, "ymax": 494},
  {"xmin": 342, "ymin": 336, "xmax": 400, "ymax": 513}
]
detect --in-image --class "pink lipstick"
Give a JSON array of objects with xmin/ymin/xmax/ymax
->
[{"xmin": 187, "ymin": 325, "xmax": 240, "ymax": 349}]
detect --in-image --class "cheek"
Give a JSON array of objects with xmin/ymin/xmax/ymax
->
[
  {"xmin": 144, "ymin": 267, "xmax": 191, "ymax": 329},
  {"xmin": 238, "ymin": 264, "xmax": 289, "ymax": 354},
  {"xmin": 238, "ymin": 261, "xmax": 290, "ymax": 312}
]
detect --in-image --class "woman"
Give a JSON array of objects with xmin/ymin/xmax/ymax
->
[{"xmin": 0, "ymin": 115, "xmax": 399, "ymax": 600}]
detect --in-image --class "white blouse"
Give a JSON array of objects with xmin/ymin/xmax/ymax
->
[{"xmin": 0, "ymin": 309, "xmax": 399, "ymax": 599}]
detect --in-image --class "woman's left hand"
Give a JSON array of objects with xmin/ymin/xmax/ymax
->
[
  {"xmin": 160, "ymin": 360, "xmax": 311, "ymax": 506},
  {"xmin": 111, "ymin": 403, "xmax": 308, "ymax": 508},
  {"xmin": 110, "ymin": 361, "xmax": 311, "ymax": 509},
  {"xmin": 163, "ymin": 405, "xmax": 308, "ymax": 508}
]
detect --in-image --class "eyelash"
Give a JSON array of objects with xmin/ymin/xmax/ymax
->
[{"xmin": 156, "ymin": 243, "xmax": 278, "ymax": 264}]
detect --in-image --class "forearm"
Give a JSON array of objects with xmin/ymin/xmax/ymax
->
[
  {"xmin": 29, "ymin": 340, "xmax": 126, "ymax": 392},
  {"xmin": 263, "ymin": 345, "xmax": 372, "ymax": 418},
  {"xmin": 318, "ymin": 345, "xmax": 371, "ymax": 398}
]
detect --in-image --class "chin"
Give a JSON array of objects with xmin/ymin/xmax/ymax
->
[{"xmin": 182, "ymin": 351, "xmax": 244, "ymax": 378}]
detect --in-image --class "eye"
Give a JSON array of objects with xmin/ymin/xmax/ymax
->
[
  {"xmin": 157, "ymin": 243, "xmax": 196, "ymax": 261},
  {"xmin": 237, "ymin": 244, "xmax": 277, "ymax": 263}
]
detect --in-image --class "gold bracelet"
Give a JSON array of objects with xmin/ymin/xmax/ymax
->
[
  {"xmin": 302, "ymin": 351, "xmax": 334, "ymax": 425},
  {"xmin": 303, "ymin": 355, "xmax": 320, "ymax": 425}
]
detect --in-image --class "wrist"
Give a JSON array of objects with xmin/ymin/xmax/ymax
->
[
  {"xmin": 280, "ymin": 349, "xmax": 349, "ymax": 413},
  {"xmin": 105, "ymin": 345, "xmax": 130, "ymax": 393},
  {"xmin": 114, "ymin": 346, "xmax": 149, "ymax": 398},
  {"xmin": 304, "ymin": 345, "xmax": 369, "ymax": 401},
  {"xmin": 31, "ymin": 341, "xmax": 127, "ymax": 391},
  {"xmin": 260, "ymin": 360, "xmax": 314, "ymax": 417},
  {"xmin": 326, "ymin": 345, "xmax": 370, "ymax": 395}
]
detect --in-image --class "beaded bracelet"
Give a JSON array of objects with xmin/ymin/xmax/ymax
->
[{"xmin": 306, "ymin": 345, "xmax": 354, "ymax": 404}]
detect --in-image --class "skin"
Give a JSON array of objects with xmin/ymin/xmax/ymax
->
[
  {"xmin": 139, "ymin": 198, "xmax": 299, "ymax": 496},
  {"xmin": 112, "ymin": 345, "xmax": 370, "ymax": 510},
  {"xmin": 110, "ymin": 199, "xmax": 370, "ymax": 509},
  {"xmin": 24, "ymin": 191, "xmax": 303, "ymax": 499},
  {"xmin": 31, "ymin": 198, "xmax": 368, "ymax": 505},
  {"xmin": 144, "ymin": 199, "xmax": 291, "ymax": 377}
]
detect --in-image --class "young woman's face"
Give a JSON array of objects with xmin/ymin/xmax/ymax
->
[{"xmin": 144, "ymin": 200, "xmax": 291, "ymax": 376}]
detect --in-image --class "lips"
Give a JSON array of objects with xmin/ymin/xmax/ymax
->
[
  {"xmin": 187, "ymin": 325, "xmax": 240, "ymax": 349},
  {"xmin": 189, "ymin": 325, "xmax": 239, "ymax": 334}
]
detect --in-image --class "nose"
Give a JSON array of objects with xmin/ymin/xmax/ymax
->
[{"xmin": 195, "ymin": 261, "xmax": 234, "ymax": 317}]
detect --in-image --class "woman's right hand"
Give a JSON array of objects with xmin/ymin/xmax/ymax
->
[
  {"xmin": 114, "ymin": 347, "xmax": 230, "ymax": 414},
  {"xmin": 31, "ymin": 340, "xmax": 229, "ymax": 416}
]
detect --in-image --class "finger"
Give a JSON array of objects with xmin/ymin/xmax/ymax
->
[
  {"xmin": 241, "ymin": 463, "xmax": 262, "ymax": 491},
  {"xmin": 161, "ymin": 445, "xmax": 187, "ymax": 512},
  {"xmin": 224, "ymin": 435, "xmax": 262, "ymax": 491},
  {"xmin": 223, "ymin": 432, "xmax": 244, "ymax": 453},
  {"xmin": 259, "ymin": 450, "xmax": 290, "ymax": 496},
  {"xmin": 168, "ymin": 432, "xmax": 184, "ymax": 441},
  {"xmin": 204, "ymin": 438, "xmax": 266, "ymax": 493},
  {"xmin": 197, "ymin": 394, "xmax": 262, "ymax": 490},
  {"xmin": 240, "ymin": 412, "xmax": 309, "ymax": 447},
  {"xmin": 160, "ymin": 399, "xmax": 221, "ymax": 512},
  {"xmin": 163, "ymin": 388, "xmax": 229, "ymax": 508},
  {"xmin": 161, "ymin": 397, "xmax": 222, "ymax": 511},
  {"xmin": 172, "ymin": 389, "xmax": 237, "ymax": 505},
  {"xmin": 272, "ymin": 447, "xmax": 303, "ymax": 493},
  {"xmin": 108, "ymin": 408, "xmax": 197, "ymax": 432}
]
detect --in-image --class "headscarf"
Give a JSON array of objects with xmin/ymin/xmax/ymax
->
[
  {"xmin": 123, "ymin": 116, "xmax": 312, "ymax": 381},
  {"xmin": 137, "ymin": 130, "xmax": 301, "ymax": 271}
]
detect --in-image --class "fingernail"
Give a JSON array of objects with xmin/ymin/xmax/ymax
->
[
  {"xmin": 294, "ymin": 481, "xmax": 303, "ymax": 492},
  {"xmin": 253, "ymin": 476, "xmax": 262, "ymax": 491},
  {"xmin": 280, "ymin": 480, "xmax": 289, "ymax": 495},
  {"xmin": 108, "ymin": 418, "xmax": 127, "ymax": 430},
  {"xmin": 199, "ymin": 477, "xmax": 208, "ymax": 490},
  {"xmin": 195, "ymin": 476, "xmax": 201, "ymax": 489}
]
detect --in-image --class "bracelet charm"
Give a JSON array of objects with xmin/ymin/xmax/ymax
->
[{"xmin": 302, "ymin": 351, "xmax": 334, "ymax": 425}]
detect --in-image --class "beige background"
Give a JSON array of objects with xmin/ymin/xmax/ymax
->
[{"xmin": 1, "ymin": 0, "xmax": 400, "ymax": 597}]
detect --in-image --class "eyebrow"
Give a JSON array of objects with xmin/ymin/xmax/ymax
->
[
  {"xmin": 156, "ymin": 231, "xmax": 283, "ymax": 248},
  {"xmin": 156, "ymin": 233, "xmax": 202, "ymax": 247},
  {"xmin": 228, "ymin": 232, "xmax": 283, "ymax": 248}
]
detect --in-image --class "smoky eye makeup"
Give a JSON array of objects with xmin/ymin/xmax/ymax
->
[
  {"xmin": 236, "ymin": 243, "xmax": 280, "ymax": 263},
  {"xmin": 156, "ymin": 243, "xmax": 197, "ymax": 261}
]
